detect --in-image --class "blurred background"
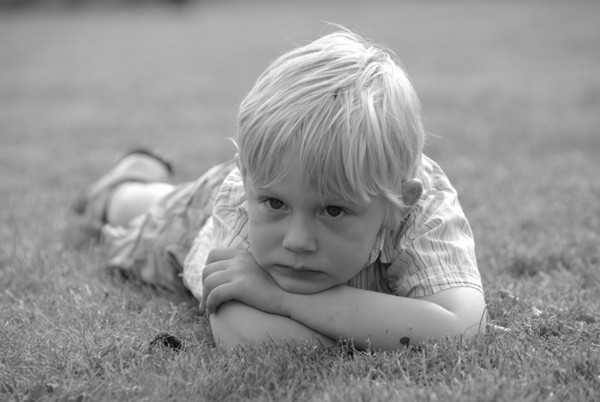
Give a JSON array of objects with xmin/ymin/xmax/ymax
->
[{"xmin": 1, "ymin": 0, "xmax": 191, "ymax": 7}]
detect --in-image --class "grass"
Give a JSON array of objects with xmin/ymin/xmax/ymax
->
[{"xmin": 1, "ymin": 0, "xmax": 599, "ymax": 400}]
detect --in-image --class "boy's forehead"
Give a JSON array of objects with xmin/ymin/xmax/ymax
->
[{"xmin": 242, "ymin": 146, "xmax": 377, "ymax": 204}]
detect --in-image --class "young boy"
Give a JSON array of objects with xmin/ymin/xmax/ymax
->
[{"xmin": 73, "ymin": 29, "xmax": 486, "ymax": 351}]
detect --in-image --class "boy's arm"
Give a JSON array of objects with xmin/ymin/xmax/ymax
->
[
  {"xmin": 280, "ymin": 285, "xmax": 486, "ymax": 350},
  {"xmin": 209, "ymin": 301, "xmax": 335, "ymax": 348},
  {"xmin": 203, "ymin": 249, "xmax": 486, "ymax": 350},
  {"xmin": 208, "ymin": 285, "xmax": 485, "ymax": 351}
]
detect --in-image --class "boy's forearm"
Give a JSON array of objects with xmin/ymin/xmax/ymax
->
[
  {"xmin": 206, "ymin": 284, "xmax": 486, "ymax": 351},
  {"xmin": 281, "ymin": 286, "xmax": 486, "ymax": 351},
  {"xmin": 209, "ymin": 301, "xmax": 335, "ymax": 349}
]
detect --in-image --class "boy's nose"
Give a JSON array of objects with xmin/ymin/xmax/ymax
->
[{"xmin": 282, "ymin": 216, "xmax": 317, "ymax": 253}]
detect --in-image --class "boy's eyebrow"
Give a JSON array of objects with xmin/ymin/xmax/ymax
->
[
  {"xmin": 254, "ymin": 183, "xmax": 279, "ymax": 193},
  {"xmin": 252, "ymin": 185, "xmax": 288, "ymax": 198}
]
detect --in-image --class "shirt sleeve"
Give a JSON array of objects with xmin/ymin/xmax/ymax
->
[
  {"xmin": 183, "ymin": 216, "xmax": 216, "ymax": 301},
  {"xmin": 182, "ymin": 168, "xmax": 250, "ymax": 300},
  {"xmin": 385, "ymin": 162, "xmax": 483, "ymax": 298}
]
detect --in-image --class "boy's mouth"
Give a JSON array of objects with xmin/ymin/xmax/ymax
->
[{"xmin": 271, "ymin": 264, "xmax": 321, "ymax": 278}]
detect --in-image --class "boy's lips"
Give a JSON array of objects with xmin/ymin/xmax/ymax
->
[{"xmin": 271, "ymin": 264, "xmax": 321, "ymax": 277}]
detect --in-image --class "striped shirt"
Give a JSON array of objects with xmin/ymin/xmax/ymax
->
[{"xmin": 183, "ymin": 155, "xmax": 483, "ymax": 301}]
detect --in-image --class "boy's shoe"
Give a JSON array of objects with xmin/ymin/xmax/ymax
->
[{"xmin": 71, "ymin": 149, "xmax": 174, "ymax": 233}]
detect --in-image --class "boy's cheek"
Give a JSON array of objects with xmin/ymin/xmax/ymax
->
[{"xmin": 246, "ymin": 223, "xmax": 270, "ymax": 259}]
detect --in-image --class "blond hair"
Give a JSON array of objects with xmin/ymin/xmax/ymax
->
[{"xmin": 237, "ymin": 28, "xmax": 425, "ymax": 226}]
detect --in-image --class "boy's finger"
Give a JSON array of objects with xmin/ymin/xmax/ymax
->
[
  {"xmin": 202, "ymin": 267, "xmax": 238, "ymax": 311},
  {"xmin": 205, "ymin": 247, "xmax": 242, "ymax": 265},
  {"xmin": 202, "ymin": 258, "xmax": 235, "ymax": 285},
  {"xmin": 205, "ymin": 283, "xmax": 236, "ymax": 315},
  {"xmin": 202, "ymin": 257, "xmax": 229, "ymax": 283},
  {"xmin": 201, "ymin": 268, "xmax": 223, "ymax": 307}
]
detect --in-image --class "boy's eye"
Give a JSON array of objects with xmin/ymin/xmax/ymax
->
[
  {"xmin": 324, "ymin": 206, "xmax": 344, "ymax": 217},
  {"xmin": 266, "ymin": 198, "xmax": 284, "ymax": 210}
]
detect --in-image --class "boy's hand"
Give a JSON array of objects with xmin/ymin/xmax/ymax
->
[{"xmin": 201, "ymin": 248, "xmax": 287, "ymax": 316}]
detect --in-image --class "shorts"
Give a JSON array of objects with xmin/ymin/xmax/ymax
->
[{"xmin": 101, "ymin": 159, "xmax": 236, "ymax": 293}]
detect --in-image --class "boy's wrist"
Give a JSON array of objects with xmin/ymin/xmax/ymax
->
[
  {"xmin": 278, "ymin": 286, "xmax": 339, "ymax": 320},
  {"xmin": 279, "ymin": 291, "xmax": 302, "ymax": 319}
]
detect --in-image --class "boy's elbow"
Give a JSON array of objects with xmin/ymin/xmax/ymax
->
[
  {"xmin": 459, "ymin": 305, "xmax": 487, "ymax": 339},
  {"xmin": 423, "ymin": 287, "xmax": 487, "ymax": 340},
  {"xmin": 450, "ymin": 288, "xmax": 487, "ymax": 339}
]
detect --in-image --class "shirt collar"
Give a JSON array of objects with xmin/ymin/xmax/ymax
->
[{"xmin": 367, "ymin": 228, "xmax": 391, "ymax": 265}]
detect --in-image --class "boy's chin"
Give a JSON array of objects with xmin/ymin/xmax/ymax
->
[{"xmin": 274, "ymin": 276, "xmax": 335, "ymax": 295}]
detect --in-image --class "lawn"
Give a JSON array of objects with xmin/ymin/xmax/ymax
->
[{"xmin": 1, "ymin": 0, "xmax": 599, "ymax": 401}]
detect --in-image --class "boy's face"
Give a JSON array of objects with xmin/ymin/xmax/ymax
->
[{"xmin": 244, "ymin": 153, "xmax": 386, "ymax": 294}]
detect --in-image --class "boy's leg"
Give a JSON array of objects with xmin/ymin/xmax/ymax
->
[
  {"xmin": 107, "ymin": 182, "xmax": 174, "ymax": 227},
  {"xmin": 72, "ymin": 149, "xmax": 174, "ymax": 233}
]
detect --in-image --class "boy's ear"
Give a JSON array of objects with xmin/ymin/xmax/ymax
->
[{"xmin": 402, "ymin": 179, "xmax": 423, "ymax": 206}]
